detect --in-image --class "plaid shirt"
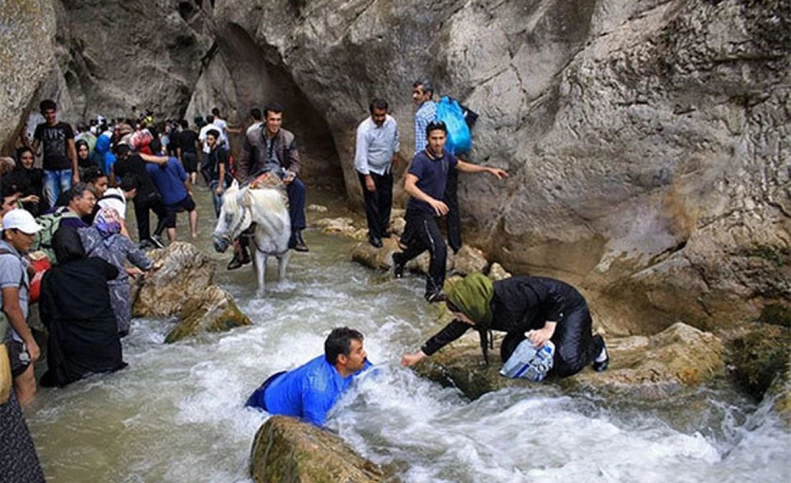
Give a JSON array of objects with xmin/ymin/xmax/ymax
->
[{"xmin": 414, "ymin": 101, "xmax": 437, "ymax": 156}]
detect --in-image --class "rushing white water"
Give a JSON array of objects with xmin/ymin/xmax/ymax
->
[{"xmin": 24, "ymin": 193, "xmax": 791, "ymax": 482}]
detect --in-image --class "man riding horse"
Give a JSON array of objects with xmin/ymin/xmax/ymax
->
[{"xmin": 228, "ymin": 103, "xmax": 308, "ymax": 270}]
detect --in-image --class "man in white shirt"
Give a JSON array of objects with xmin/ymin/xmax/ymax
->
[
  {"xmin": 198, "ymin": 114, "xmax": 226, "ymax": 184},
  {"xmin": 354, "ymin": 98, "xmax": 401, "ymax": 248}
]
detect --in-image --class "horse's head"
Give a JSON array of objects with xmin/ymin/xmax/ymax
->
[{"xmin": 212, "ymin": 180, "xmax": 253, "ymax": 253}]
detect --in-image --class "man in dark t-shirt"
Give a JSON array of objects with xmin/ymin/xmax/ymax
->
[
  {"xmin": 176, "ymin": 119, "xmax": 200, "ymax": 185},
  {"xmin": 111, "ymin": 145, "xmax": 167, "ymax": 246},
  {"xmin": 31, "ymin": 99, "xmax": 78, "ymax": 208},
  {"xmin": 392, "ymin": 121, "xmax": 508, "ymax": 302}
]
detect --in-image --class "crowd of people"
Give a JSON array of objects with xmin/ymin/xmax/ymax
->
[{"xmin": 1, "ymin": 79, "xmax": 609, "ymax": 479}]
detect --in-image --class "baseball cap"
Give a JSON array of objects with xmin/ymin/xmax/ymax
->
[{"xmin": 2, "ymin": 209, "xmax": 42, "ymax": 234}]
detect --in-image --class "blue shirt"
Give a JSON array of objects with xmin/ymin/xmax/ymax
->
[
  {"xmin": 354, "ymin": 115, "xmax": 400, "ymax": 176},
  {"xmin": 146, "ymin": 158, "xmax": 188, "ymax": 205},
  {"xmin": 406, "ymin": 148, "xmax": 458, "ymax": 214},
  {"xmin": 414, "ymin": 101, "xmax": 437, "ymax": 156},
  {"xmin": 260, "ymin": 355, "xmax": 372, "ymax": 426}
]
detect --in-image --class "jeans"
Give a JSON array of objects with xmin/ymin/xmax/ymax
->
[
  {"xmin": 210, "ymin": 179, "xmax": 229, "ymax": 217},
  {"xmin": 43, "ymin": 169, "xmax": 73, "ymax": 207}
]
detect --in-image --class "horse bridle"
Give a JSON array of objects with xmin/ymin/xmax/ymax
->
[{"xmin": 219, "ymin": 191, "xmax": 253, "ymax": 244}]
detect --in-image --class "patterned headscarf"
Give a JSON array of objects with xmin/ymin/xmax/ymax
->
[{"xmin": 94, "ymin": 207, "xmax": 122, "ymax": 238}]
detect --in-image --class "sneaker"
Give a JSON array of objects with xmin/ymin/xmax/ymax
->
[
  {"xmin": 425, "ymin": 291, "xmax": 447, "ymax": 303},
  {"xmin": 150, "ymin": 235, "xmax": 165, "ymax": 249},
  {"xmin": 393, "ymin": 252, "xmax": 405, "ymax": 279},
  {"xmin": 139, "ymin": 240, "xmax": 155, "ymax": 251},
  {"xmin": 592, "ymin": 336, "xmax": 609, "ymax": 372}
]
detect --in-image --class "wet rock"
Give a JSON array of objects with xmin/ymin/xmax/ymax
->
[
  {"xmin": 391, "ymin": 209, "xmax": 406, "ymax": 220},
  {"xmin": 307, "ymin": 204, "xmax": 329, "ymax": 213},
  {"xmin": 315, "ymin": 217, "xmax": 357, "ymax": 236},
  {"xmin": 415, "ymin": 322, "xmax": 725, "ymax": 401},
  {"xmin": 390, "ymin": 217, "xmax": 406, "ymax": 236},
  {"xmin": 165, "ymin": 285, "xmax": 251, "ymax": 343},
  {"xmin": 407, "ymin": 250, "xmax": 455, "ymax": 275},
  {"xmin": 351, "ymin": 238, "xmax": 401, "ymax": 271},
  {"xmin": 249, "ymin": 416, "xmax": 384, "ymax": 483},
  {"xmin": 487, "ymin": 263, "xmax": 512, "ymax": 281},
  {"xmin": 132, "ymin": 242, "xmax": 214, "ymax": 318},
  {"xmin": 452, "ymin": 246, "xmax": 488, "ymax": 275},
  {"xmin": 725, "ymin": 323, "xmax": 791, "ymax": 401}
]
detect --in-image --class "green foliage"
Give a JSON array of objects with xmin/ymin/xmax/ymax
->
[{"xmin": 759, "ymin": 304, "xmax": 791, "ymax": 328}]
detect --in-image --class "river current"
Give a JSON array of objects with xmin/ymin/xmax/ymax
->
[{"xmin": 24, "ymin": 190, "xmax": 791, "ymax": 482}]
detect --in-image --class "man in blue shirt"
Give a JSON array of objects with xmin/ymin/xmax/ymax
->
[
  {"xmin": 245, "ymin": 327, "xmax": 372, "ymax": 427},
  {"xmin": 394, "ymin": 121, "xmax": 508, "ymax": 302},
  {"xmin": 139, "ymin": 153, "xmax": 198, "ymax": 242}
]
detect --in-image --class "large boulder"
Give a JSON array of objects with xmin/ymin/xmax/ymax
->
[
  {"xmin": 415, "ymin": 322, "xmax": 725, "ymax": 401},
  {"xmin": 452, "ymin": 245, "xmax": 488, "ymax": 276},
  {"xmin": 249, "ymin": 416, "xmax": 384, "ymax": 483},
  {"xmin": 351, "ymin": 238, "xmax": 401, "ymax": 271},
  {"xmin": 165, "ymin": 285, "xmax": 251, "ymax": 343},
  {"xmin": 0, "ymin": 0, "xmax": 56, "ymax": 152},
  {"xmin": 132, "ymin": 242, "xmax": 215, "ymax": 318}
]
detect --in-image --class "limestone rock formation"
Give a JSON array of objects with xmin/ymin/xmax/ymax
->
[
  {"xmin": 202, "ymin": 0, "xmax": 790, "ymax": 335},
  {"xmin": 132, "ymin": 242, "xmax": 215, "ymax": 317},
  {"xmin": 249, "ymin": 416, "xmax": 384, "ymax": 483},
  {"xmin": 0, "ymin": 0, "xmax": 56, "ymax": 153},
  {"xmin": 165, "ymin": 285, "xmax": 251, "ymax": 343},
  {"xmin": 415, "ymin": 322, "xmax": 725, "ymax": 401},
  {"xmin": 452, "ymin": 245, "xmax": 488, "ymax": 276},
  {"xmin": 351, "ymin": 238, "xmax": 401, "ymax": 271}
]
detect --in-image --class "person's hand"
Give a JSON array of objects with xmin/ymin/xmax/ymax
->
[
  {"xmin": 428, "ymin": 198, "xmax": 449, "ymax": 216},
  {"xmin": 19, "ymin": 195, "xmax": 39, "ymax": 203},
  {"xmin": 126, "ymin": 267, "xmax": 144, "ymax": 277},
  {"xmin": 25, "ymin": 338, "xmax": 40, "ymax": 363},
  {"xmin": 488, "ymin": 167, "xmax": 509, "ymax": 180},
  {"xmin": 401, "ymin": 351, "xmax": 426, "ymax": 367},
  {"xmin": 283, "ymin": 171, "xmax": 296, "ymax": 185},
  {"xmin": 365, "ymin": 175, "xmax": 376, "ymax": 192},
  {"xmin": 527, "ymin": 327, "xmax": 554, "ymax": 348},
  {"xmin": 72, "ymin": 172, "xmax": 80, "ymax": 184},
  {"xmin": 215, "ymin": 185, "xmax": 223, "ymax": 195}
]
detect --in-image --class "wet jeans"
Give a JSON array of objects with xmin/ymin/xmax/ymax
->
[{"xmin": 43, "ymin": 169, "xmax": 73, "ymax": 207}]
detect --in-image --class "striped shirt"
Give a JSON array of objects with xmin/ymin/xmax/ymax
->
[{"xmin": 414, "ymin": 101, "xmax": 437, "ymax": 156}]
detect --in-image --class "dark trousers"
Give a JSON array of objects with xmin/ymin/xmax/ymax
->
[
  {"xmin": 357, "ymin": 170, "xmax": 393, "ymax": 239},
  {"xmin": 133, "ymin": 195, "xmax": 168, "ymax": 241},
  {"xmin": 287, "ymin": 178, "xmax": 306, "ymax": 233},
  {"xmin": 500, "ymin": 303, "xmax": 604, "ymax": 378},
  {"xmin": 444, "ymin": 169, "xmax": 462, "ymax": 253},
  {"xmin": 398, "ymin": 209, "xmax": 447, "ymax": 296}
]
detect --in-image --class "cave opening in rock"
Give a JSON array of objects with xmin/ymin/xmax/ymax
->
[{"xmin": 198, "ymin": 24, "xmax": 344, "ymax": 194}]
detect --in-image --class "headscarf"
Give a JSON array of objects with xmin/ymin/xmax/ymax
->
[
  {"xmin": 75, "ymin": 139, "xmax": 92, "ymax": 168},
  {"xmin": 447, "ymin": 273, "xmax": 496, "ymax": 365},
  {"xmin": 94, "ymin": 207, "xmax": 122, "ymax": 238},
  {"xmin": 447, "ymin": 273, "xmax": 494, "ymax": 327},
  {"xmin": 53, "ymin": 226, "xmax": 86, "ymax": 264}
]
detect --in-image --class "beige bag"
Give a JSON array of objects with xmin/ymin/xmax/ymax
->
[{"xmin": 1, "ymin": 344, "xmax": 11, "ymax": 404}]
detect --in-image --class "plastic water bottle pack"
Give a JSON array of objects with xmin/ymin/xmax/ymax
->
[{"xmin": 499, "ymin": 338, "xmax": 555, "ymax": 382}]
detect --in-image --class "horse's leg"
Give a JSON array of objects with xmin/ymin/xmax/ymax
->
[
  {"xmin": 277, "ymin": 251, "xmax": 291, "ymax": 281},
  {"xmin": 254, "ymin": 247, "xmax": 266, "ymax": 293}
]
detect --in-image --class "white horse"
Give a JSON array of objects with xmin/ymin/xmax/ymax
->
[{"xmin": 212, "ymin": 180, "xmax": 291, "ymax": 292}]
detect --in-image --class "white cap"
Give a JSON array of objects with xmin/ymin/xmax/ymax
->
[
  {"xmin": 98, "ymin": 188, "xmax": 127, "ymax": 219},
  {"xmin": 2, "ymin": 209, "xmax": 41, "ymax": 234}
]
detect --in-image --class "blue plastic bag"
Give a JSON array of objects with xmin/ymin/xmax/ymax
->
[{"xmin": 436, "ymin": 96, "xmax": 472, "ymax": 155}]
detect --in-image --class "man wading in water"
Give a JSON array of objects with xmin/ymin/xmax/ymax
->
[{"xmin": 245, "ymin": 327, "xmax": 372, "ymax": 427}]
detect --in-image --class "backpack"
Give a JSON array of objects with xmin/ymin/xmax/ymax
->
[
  {"xmin": 436, "ymin": 96, "xmax": 473, "ymax": 155},
  {"xmin": 32, "ymin": 208, "xmax": 79, "ymax": 264}
]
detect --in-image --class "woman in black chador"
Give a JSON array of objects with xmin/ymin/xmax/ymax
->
[
  {"xmin": 402, "ymin": 273, "xmax": 609, "ymax": 378},
  {"xmin": 39, "ymin": 227, "xmax": 126, "ymax": 387}
]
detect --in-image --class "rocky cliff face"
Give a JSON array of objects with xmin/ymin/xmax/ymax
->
[{"xmin": 1, "ymin": 0, "xmax": 788, "ymax": 334}]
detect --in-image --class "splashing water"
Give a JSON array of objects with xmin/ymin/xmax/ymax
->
[{"xmin": 24, "ymin": 194, "xmax": 791, "ymax": 482}]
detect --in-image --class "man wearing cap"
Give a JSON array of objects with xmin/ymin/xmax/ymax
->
[{"xmin": 0, "ymin": 209, "xmax": 43, "ymax": 405}]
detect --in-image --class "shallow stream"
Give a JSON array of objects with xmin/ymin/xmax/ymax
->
[{"xmin": 25, "ymin": 190, "xmax": 791, "ymax": 482}]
